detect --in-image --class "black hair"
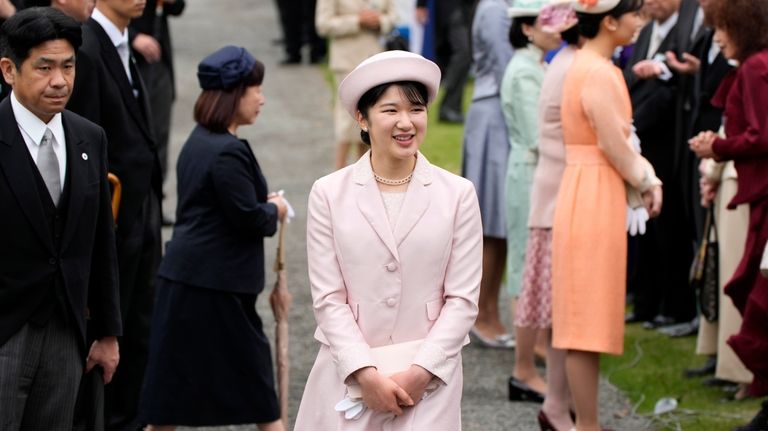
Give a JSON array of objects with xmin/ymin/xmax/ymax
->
[
  {"xmin": 509, "ymin": 16, "xmax": 537, "ymax": 49},
  {"xmin": 356, "ymin": 81, "xmax": 428, "ymax": 145},
  {"xmin": 0, "ymin": 7, "xmax": 81, "ymax": 69},
  {"xmin": 576, "ymin": 0, "xmax": 644, "ymax": 39},
  {"xmin": 561, "ymin": 24, "xmax": 580, "ymax": 45}
]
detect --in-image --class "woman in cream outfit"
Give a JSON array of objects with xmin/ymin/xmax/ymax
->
[
  {"xmin": 316, "ymin": 0, "xmax": 397, "ymax": 169},
  {"xmin": 696, "ymin": 159, "xmax": 752, "ymax": 394},
  {"xmin": 294, "ymin": 51, "xmax": 482, "ymax": 430}
]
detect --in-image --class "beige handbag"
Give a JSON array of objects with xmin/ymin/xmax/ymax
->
[{"xmin": 761, "ymin": 242, "xmax": 768, "ymax": 278}]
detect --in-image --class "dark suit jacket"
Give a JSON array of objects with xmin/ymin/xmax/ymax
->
[
  {"xmin": 624, "ymin": 19, "xmax": 681, "ymax": 182},
  {"xmin": 158, "ymin": 125, "xmax": 278, "ymax": 295},
  {"xmin": 0, "ymin": 99, "xmax": 121, "ymax": 349},
  {"xmin": 690, "ymin": 30, "xmax": 733, "ymax": 136},
  {"xmin": 129, "ymin": 0, "xmax": 185, "ymax": 97},
  {"xmin": 67, "ymin": 17, "xmax": 161, "ymax": 236}
]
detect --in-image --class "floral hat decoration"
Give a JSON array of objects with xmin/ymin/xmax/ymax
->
[{"xmin": 539, "ymin": 0, "xmax": 578, "ymax": 33}]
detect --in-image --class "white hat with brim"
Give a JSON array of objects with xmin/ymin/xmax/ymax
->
[{"xmin": 338, "ymin": 50, "xmax": 441, "ymax": 119}]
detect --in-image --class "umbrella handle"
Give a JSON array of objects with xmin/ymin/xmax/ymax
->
[
  {"xmin": 274, "ymin": 220, "xmax": 286, "ymax": 272},
  {"xmin": 107, "ymin": 173, "xmax": 122, "ymax": 224}
]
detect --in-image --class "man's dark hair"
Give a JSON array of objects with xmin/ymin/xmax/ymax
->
[
  {"xmin": 0, "ymin": 7, "xmax": 82, "ymax": 68},
  {"xmin": 577, "ymin": 0, "xmax": 644, "ymax": 39}
]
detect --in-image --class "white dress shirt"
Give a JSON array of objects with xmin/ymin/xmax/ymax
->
[
  {"xmin": 647, "ymin": 12, "xmax": 679, "ymax": 59},
  {"xmin": 11, "ymin": 92, "xmax": 67, "ymax": 189},
  {"xmin": 91, "ymin": 7, "xmax": 133, "ymax": 85}
]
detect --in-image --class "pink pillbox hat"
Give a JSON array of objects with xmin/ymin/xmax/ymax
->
[{"xmin": 338, "ymin": 50, "xmax": 441, "ymax": 118}]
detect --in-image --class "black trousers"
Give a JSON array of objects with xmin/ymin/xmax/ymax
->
[
  {"xmin": 136, "ymin": 60, "xmax": 174, "ymax": 182},
  {"xmin": 105, "ymin": 193, "xmax": 161, "ymax": 431},
  {"xmin": 434, "ymin": 5, "xmax": 471, "ymax": 116},
  {"xmin": 282, "ymin": 0, "xmax": 326, "ymax": 61}
]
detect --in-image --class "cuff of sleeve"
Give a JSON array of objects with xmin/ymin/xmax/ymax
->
[
  {"xmin": 412, "ymin": 341, "xmax": 454, "ymax": 385},
  {"xmin": 337, "ymin": 343, "xmax": 376, "ymax": 384},
  {"xmin": 625, "ymin": 182, "xmax": 645, "ymax": 208},
  {"xmin": 711, "ymin": 137, "xmax": 727, "ymax": 161},
  {"xmin": 655, "ymin": 59, "xmax": 673, "ymax": 81},
  {"xmin": 637, "ymin": 161, "xmax": 663, "ymax": 193}
]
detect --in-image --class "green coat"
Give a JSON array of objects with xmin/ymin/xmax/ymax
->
[{"xmin": 500, "ymin": 46, "xmax": 545, "ymax": 296}]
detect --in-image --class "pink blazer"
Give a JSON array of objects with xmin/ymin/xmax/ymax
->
[{"xmin": 295, "ymin": 152, "xmax": 482, "ymax": 430}]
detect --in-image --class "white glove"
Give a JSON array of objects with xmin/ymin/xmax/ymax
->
[
  {"xmin": 626, "ymin": 205, "xmax": 649, "ymax": 236},
  {"xmin": 334, "ymin": 396, "xmax": 366, "ymax": 420},
  {"xmin": 275, "ymin": 190, "xmax": 296, "ymax": 223}
]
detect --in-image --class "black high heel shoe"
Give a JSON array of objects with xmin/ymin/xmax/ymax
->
[{"xmin": 508, "ymin": 377, "xmax": 545, "ymax": 403}]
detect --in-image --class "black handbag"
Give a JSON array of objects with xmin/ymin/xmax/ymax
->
[{"xmin": 690, "ymin": 207, "xmax": 719, "ymax": 322}]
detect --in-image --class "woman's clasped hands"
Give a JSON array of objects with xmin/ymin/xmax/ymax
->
[
  {"xmin": 689, "ymin": 130, "xmax": 718, "ymax": 159},
  {"xmin": 352, "ymin": 366, "xmax": 416, "ymax": 415}
]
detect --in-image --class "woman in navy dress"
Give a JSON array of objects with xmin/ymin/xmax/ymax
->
[{"xmin": 138, "ymin": 46, "xmax": 288, "ymax": 431}]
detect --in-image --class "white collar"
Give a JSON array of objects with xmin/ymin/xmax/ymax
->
[
  {"xmin": 91, "ymin": 7, "xmax": 129, "ymax": 49},
  {"xmin": 10, "ymin": 92, "xmax": 65, "ymax": 147},
  {"xmin": 654, "ymin": 12, "xmax": 679, "ymax": 40}
]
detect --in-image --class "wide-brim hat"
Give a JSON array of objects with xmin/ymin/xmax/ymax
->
[
  {"xmin": 508, "ymin": 0, "xmax": 548, "ymax": 18},
  {"xmin": 338, "ymin": 50, "xmax": 441, "ymax": 118}
]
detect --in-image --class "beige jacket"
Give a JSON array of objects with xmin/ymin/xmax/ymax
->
[{"xmin": 316, "ymin": 0, "xmax": 397, "ymax": 72}]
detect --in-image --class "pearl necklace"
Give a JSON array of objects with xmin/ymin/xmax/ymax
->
[{"xmin": 373, "ymin": 171, "xmax": 413, "ymax": 186}]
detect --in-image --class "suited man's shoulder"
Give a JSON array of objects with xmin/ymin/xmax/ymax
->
[{"xmin": 62, "ymin": 109, "xmax": 107, "ymax": 140}]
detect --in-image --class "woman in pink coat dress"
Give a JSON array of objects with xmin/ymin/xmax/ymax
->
[{"xmin": 294, "ymin": 50, "xmax": 483, "ymax": 431}]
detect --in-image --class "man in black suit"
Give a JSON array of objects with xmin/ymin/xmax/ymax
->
[
  {"xmin": 416, "ymin": 0, "xmax": 472, "ymax": 123},
  {"xmin": 66, "ymin": 0, "xmax": 161, "ymax": 430},
  {"xmin": 666, "ymin": 0, "xmax": 733, "ymax": 239},
  {"xmin": 281, "ymin": 0, "xmax": 325, "ymax": 64},
  {"xmin": 0, "ymin": 7, "xmax": 121, "ymax": 429},
  {"xmin": 130, "ymin": 0, "xmax": 184, "ymax": 194},
  {"xmin": 625, "ymin": 0, "xmax": 700, "ymax": 326}
]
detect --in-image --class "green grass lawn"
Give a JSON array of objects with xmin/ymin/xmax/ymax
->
[
  {"xmin": 420, "ymin": 89, "xmax": 762, "ymax": 431},
  {"xmin": 603, "ymin": 323, "xmax": 761, "ymax": 430}
]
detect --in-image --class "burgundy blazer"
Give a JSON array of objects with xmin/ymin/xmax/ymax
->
[{"xmin": 711, "ymin": 49, "xmax": 768, "ymax": 208}]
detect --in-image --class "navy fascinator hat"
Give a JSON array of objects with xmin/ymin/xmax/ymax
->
[{"xmin": 197, "ymin": 45, "xmax": 257, "ymax": 90}]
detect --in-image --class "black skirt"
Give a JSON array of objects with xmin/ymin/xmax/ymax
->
[{"xmin": 138, "ymin": 277, "xmax": 280, "ymax": 426}]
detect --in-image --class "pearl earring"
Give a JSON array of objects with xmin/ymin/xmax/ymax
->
[{"xmin": 362, "ymin": 127, "xmax": 368, "ymax": 132}]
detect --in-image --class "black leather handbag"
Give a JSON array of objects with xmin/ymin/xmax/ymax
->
[{"xmin": 690, "ymin": 207, "xmax": 719, "ymax": 322}]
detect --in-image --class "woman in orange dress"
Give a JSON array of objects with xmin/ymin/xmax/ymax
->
[{"xmin": 550, "ymin": 0, "xmax": 662, "ymax": 430}]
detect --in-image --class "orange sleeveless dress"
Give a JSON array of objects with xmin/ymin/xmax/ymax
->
[{"xmin": 552, "ymin": 49, "xmax": 653, "ymax": 355}]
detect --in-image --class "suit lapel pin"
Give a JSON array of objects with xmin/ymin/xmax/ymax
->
[{"xmin": 81, "ymin": 153, "xmax": 88, "ymax": 160}]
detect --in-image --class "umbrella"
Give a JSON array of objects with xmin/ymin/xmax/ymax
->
[
  {"xmin": 269, "ymin": 220, "xmax": 292, "ymax": 428},
  {"xmin": 74, "ymin": 173, "xmax": 121, "ymax": 431}
]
